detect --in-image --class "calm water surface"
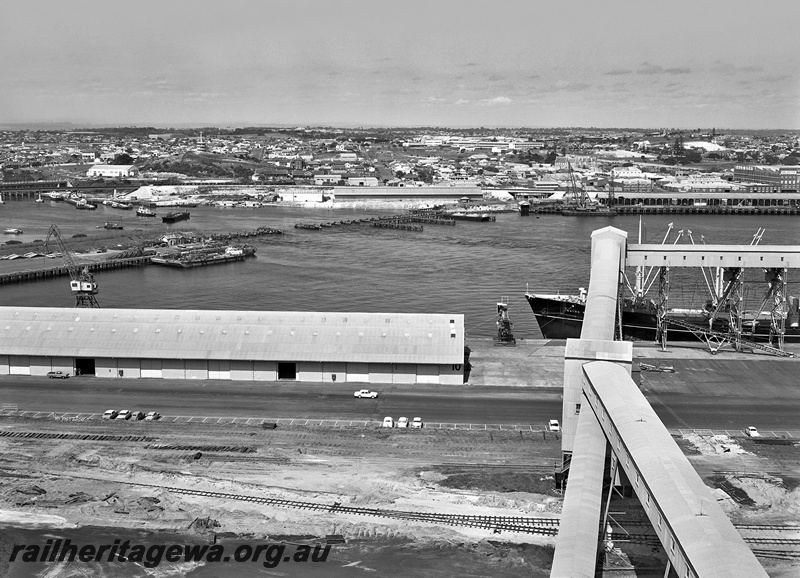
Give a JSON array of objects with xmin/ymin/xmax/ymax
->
[{"xmin": 2, "ymin": 200, "xmax": 800, "ymax": 339}]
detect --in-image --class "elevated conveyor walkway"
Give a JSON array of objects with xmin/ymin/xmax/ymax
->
[
  {"xmin": 580, "ymin": 361, "xmax": 768, "ymax": 578},
  {"xmin": 551, "ymin": 226, "xmax": 770, "ymax": 577},
  {"xmin": 626, "ymin": 244, "xmax": 800, "ymax": 268}
]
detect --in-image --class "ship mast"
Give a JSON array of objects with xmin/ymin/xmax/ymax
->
[{"xmin": 634, "ymin": 216, "xmax": 644, "ymax": 298}]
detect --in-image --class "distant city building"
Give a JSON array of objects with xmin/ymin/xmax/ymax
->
[
  {"xmin": 610, "ymin": 166, "xmax": 644, "ymax": 179},
  {"xmin": 733, "ymin": 165, "xmax": 799, "ymax": 192},
  {"xmin": 346, "ymin": 176, "xmax": 379, "ymax": 186},
  {"xmin": 314, "ymin": 174, "xmax": 343, "ymax": 186},
  {"xmin": 86, "ymin": 164, "xmax": 139, "ymax": 178}
]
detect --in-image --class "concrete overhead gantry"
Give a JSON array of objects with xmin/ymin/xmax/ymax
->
[{"xmin": 550, "ymin": 226, "xmax": 769, "ymax": 578}]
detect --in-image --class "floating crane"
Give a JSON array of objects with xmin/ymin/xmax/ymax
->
[
  {"xmin": 44, "ymin": 224, "xmax": 99, "ymax": 308},
  {"xmin": 494, "ymin": 297, "xmax": 516, "ymax": 346}
]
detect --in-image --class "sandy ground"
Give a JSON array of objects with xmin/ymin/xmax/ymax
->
[
  {"xmin": 0, "ymin": 415, "xmax": 562, "ymax": 576},
  {"xmin": 0, "ymin": 412, "xmax": 797, "ymax": 577}
]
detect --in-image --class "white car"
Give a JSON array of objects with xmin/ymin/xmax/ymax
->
[
  {"xmin": 396, "ymin": 417, "xmax": 409, "ymax": 428},
  {"xmin": 102, "ymin": 409, "xmax": 118, "ymax": 420},
  {"xmin": 115, "ymin": 410, "xmax": 132, "ymax": 420},
  {"xmin": 144, "ymin": 411, "xmax": 161, "ymax": 421},
  {"xmin": 382, "ymin": 416, "xmax": 394, "ymax": 428},
  {"xmin": 354, "ymin": 389, "xmax": 378, "ymax": 399},
  {"xmin": 548, "ymin": 419, "xmax": 560, "ymax": 432},
  {"xmin": 411, "ymin": 417, "xmax": 424, "ymax": 429},
  {"xmin": 745, "ymin": 426, "xmax": 761, "ymax": 437}
]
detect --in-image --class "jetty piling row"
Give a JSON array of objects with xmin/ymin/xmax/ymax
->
[
  {"xmin": 292, "ymin": 212, "xmax": 464, "ymax": 231},
  {"xmin": 0, "ymin": 256, "xmax": 151, "ymax": 285},
  {"xmin": 370, "ymin": 221, "xmax": 424, "ymax": 232}
]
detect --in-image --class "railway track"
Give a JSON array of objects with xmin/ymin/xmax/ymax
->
[
  {"xmin": 622, "ymin": 533, "xmax": 800, "ymax": 546},
  {"xmin": 612, "ymin": 520, "xmax": 800, "ymax": 533},
  {"xmin": 0, "ymin": 430, "xmax": 155, "ymax": 442},
  {"xmin": 64, "ymin": 475, "xmax": 560, "ymax": 535}
]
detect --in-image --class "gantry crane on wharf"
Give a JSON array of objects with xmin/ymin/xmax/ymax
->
[{"xmin": 44, "ymin": 224, "xmax": 100, "ymax": 308}]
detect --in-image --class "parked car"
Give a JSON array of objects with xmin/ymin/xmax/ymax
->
[
  {"xmin": 411, "ymin": 417, "xmax": 424, "ymax": 429},
  {"xmin": 382, "ymin": 416, "xmax": 394, "ymax": 428},
  {"xmin": 115, "ymin": 410, "xmax": 132, "ymax": 420},
  {"xmin": 397, "ymin": 417, "xmax": 409, "ymax": 428},
  {"xmin": 46, "ymin": 371, "xmax": 69, "ymax": 379},
  {"xmin": 144, "ymin": 411, "xmax": 161, "ymax": 421},
  {"xmin": 131, "ymin": 411, "xmax": 145, "ymax": 421},
  {"xmin": 354, "ymin": 389, "xmax": 378, "ymax": 399},
  {"xmin": 548, "ymin": 419, "xmax": 560, "ymax": 432},
  {"xmin": 745, "ymin": 426, "xmax": 761, "ymax": 437},
  {"xmin": 102, "ymin": 409, "xmax": 118, "ymax": 420}
]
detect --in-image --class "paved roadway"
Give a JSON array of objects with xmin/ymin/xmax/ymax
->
[
  {"xmin": 0, "ymin": 377, "xmax": 562, "ymax": 429},
  {"xmin": 1, "ymin": 375, "xmax": 799, "ymax": 433}
]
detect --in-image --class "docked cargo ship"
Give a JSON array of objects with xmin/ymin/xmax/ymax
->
[
  {"xmin": 526, "ymin": 220, "xmax": 800, "ymax": 343},
  {"xmin": 525, "ymin": 290, "xmax": 800, "ymax": 342},
  {"xmin": 162, "ymin": 211, "xmax": 190, "ymax": 223}
]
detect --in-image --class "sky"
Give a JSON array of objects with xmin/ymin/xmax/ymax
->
[{"xmin": 1, "ymin": 0, "xmax": 799, "ymax": 129}]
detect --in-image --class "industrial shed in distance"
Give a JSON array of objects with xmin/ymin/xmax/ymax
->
[{"xmin": 0, "ymin": 307, "xmax": 466, "ymax": 385}]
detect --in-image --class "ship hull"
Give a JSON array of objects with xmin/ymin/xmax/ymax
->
[
  {"xmin": 162, "ymin": 212, "xmax": 190, "ymax": 223},
  {"xmin": 526, "ymin": 294, "xmax": 800, "ymax": 343}
]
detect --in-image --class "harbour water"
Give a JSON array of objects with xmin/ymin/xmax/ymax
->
[{"xmin": 2, "ymin": 200, "xmax": 800, "ymax": 339}]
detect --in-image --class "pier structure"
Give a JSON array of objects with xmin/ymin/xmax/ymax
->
[
  {"xmin": 551, "ymin": 226, "xmax": 770, "ymax": 578},
  {"xmin": 0, "ymin": 256, "xmax": 151, "ymax": 285}
]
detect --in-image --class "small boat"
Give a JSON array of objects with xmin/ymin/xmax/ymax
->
[
  {"xmin": 35, "ymin": 194, "xmax": 44, "ymax": 204},
  {"xmin": 162, "ymin": 211, "xmax": 190, "ymax": 223},
  {"xmin": 3, "ymin": 228, "xmax": 23, "ymax": 235},
  {"xmin": 75, "ymin": 199, "xmax": 97, "ymax": 210},
  {"xmin": 136, "ymin": 206, "xmax": 156, "ymax": 217},
  {"xmin": 102, "ymin": 222, "xmax": 124, "ymax": 230}
]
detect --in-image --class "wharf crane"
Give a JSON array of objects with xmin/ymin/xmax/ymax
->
[{"xmin": 44, "ymin": 224, "xmax": 100, "ymax": 308}]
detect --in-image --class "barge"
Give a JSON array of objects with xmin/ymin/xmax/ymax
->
[
  {"xmin": 162, "ymin": 211, "xmax": 190, "ymax": 223},
  {"xmin": 150, "ymin": 245, "xmax": 255, "ymax": 268}
]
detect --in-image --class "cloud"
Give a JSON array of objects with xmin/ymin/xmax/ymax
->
[
  {"xmin": 759, "ymin": 74, "xmax": 789, "ymax": 83},
  {"xmin": 455, "ymin": 98, "xmax": 470, "ymax": 105},
  {"xmin": 605, "ymin": 68, "xmax": 632, "ymax": 76},
  {"xmin": 482, "ymin": 96, "xmax": 512, "ymax": 105},
  {"xmin": 542, "ymin": 81, "xmax": 591, "ymax": 93},
  {"xmin": 637, "ymin": 62, "xmax": 691, "ymax": 75},
  {"xmin": 426, "ymin": 96, "xmax": 446, "ymax": 102},
  {"xmin": 637, "ymin": 62, "xmax": 663, "ymax": 75},
  {"xmin": 713, "ymin": 60, "xmax": 763, "ymax": 74}
]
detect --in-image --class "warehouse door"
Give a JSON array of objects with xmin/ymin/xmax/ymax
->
[
  {"xmin": 141, "ymin": 359, "xmax": 163, "ymax": 379},
  {"xmin": 416, "ymin": 364, "xmax": 439, "ymax": 384},
  {"xmin": 9, "ymin": 356, "xmax": 30, "ymax": 376},
  {"xmin": 75, "ymin": 358, "xmax": 96, "ymax": 376},
  {"xmin": 208, "ymin": 360, "xmax": 231, "ymax": 380},
  {"xmin": 277, "ymin": 362, "xmax": 296, "ymax": 380}
]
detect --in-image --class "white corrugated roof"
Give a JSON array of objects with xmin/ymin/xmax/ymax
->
[{"xmin": 0, "ymin": 307, "xmax": 464, "ymax": 364}]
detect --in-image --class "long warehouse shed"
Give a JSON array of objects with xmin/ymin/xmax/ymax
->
[{"xmin": 0, "ymin": 307, "xmax": 466, "ymax": 385}]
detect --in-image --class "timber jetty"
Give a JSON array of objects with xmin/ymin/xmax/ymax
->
[
  {"xmin": 0, "ymin": 256, "xmax": 151, "ymax": 285},
  {"xmin": 292, "ymin": 213, "xmax": 458, "ymax": 231}
]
